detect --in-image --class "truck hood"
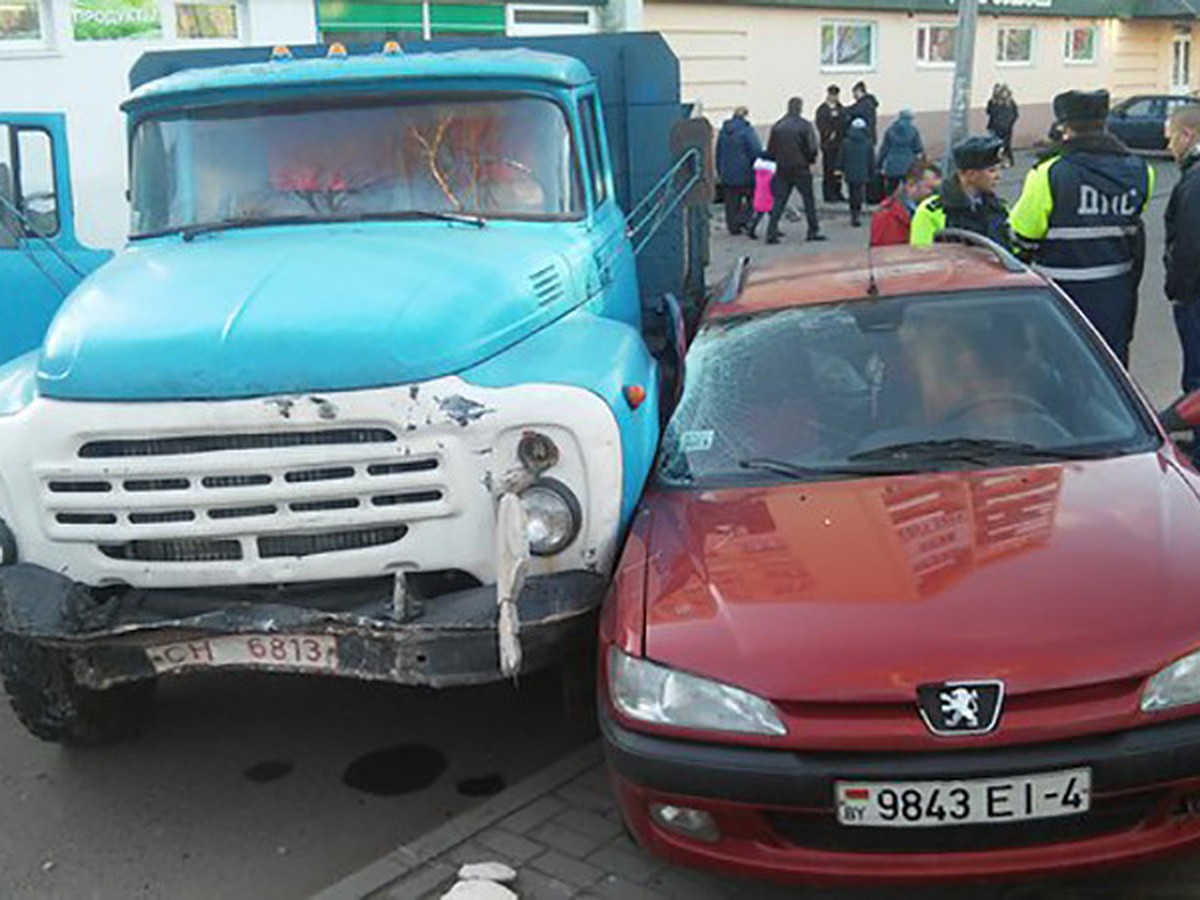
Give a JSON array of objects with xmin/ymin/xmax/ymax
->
[
  {"xmin": 641, "ymin": 455, "xmax": 1200, "ymax": 703},
  {"xmin": 36, "ymin": 223, "xmax": 582, "ymax": 400}
]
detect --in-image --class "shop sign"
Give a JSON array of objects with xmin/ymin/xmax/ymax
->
[{"xmin": 72, "ymin": 0, "xmax": 162, "ymax": 41}]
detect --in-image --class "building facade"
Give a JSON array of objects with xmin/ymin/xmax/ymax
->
[{"xmin": 645, "ymin": 0, "xmax": 1199, "ymax": 156}]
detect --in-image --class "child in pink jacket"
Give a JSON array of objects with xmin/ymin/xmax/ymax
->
[{"xmin": 748, "ymin": 156, "xmax": 776, "ymax": 240}]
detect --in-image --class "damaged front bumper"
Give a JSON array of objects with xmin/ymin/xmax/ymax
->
[{"xmin": 0, "ymin": 564, "xmax": 605, "ymax": 689}]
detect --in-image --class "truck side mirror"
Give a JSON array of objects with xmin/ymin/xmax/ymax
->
[
  {"xmin": 0, "ymin": 163, "xmax": 17, "ymax": 250},
  {"xmin": 1159, "ymin": 390, "xmax": 1200, "ymax": 431}
]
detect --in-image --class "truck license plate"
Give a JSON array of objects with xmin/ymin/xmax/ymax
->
[
  {"xmin": 147, "ymin": 634, "xmax": 337, "ymax": 674},
  {"xmin": 836, "ymin": 767, "xmax": 1091, "ymax": 827}
]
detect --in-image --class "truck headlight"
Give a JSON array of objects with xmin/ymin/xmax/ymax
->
[
  {"xmin": 1143, "ymin": 650, "xmax": 1200, "ymax": 712},
  {"xmin": 519, "ymin": 479, "xmax": 580, "ymax": 556},
  {"xmin": 608, "ymin": 647, "xmax": 787, "ymax": 736}
]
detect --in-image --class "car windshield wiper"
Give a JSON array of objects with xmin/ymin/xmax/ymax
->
[
  {"xmin": 737, "ymin": 457, "xmax": 919, "ymax": 481},
  {"xmin": 848, "ymin": 438, "xmax": 1110, "ymax": 464},
  {"xmin": 179, "ymin": 215, "xmax": 322, "ymax": 242}
]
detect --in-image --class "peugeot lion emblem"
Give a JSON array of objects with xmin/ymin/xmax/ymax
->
[{"xmin": 917, "ymin": 680, "xmax": 1005, "ymax": 737}]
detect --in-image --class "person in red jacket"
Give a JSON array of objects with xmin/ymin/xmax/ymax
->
[{"xmin": 870, "ymin": 160, "xmax": 942, "ymax": 246}]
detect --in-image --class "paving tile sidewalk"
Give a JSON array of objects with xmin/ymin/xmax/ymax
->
[{"xmin": 312, "ymin": 741, "xmax": 1197, "ymax": 900}]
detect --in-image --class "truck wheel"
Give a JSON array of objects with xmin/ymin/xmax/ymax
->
[{"xmin": 0, "ymin": 635, "xmax": 155, "ymax": 746}]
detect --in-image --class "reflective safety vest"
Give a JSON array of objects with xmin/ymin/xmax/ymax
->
[{"xmin": 1010, "ymin": 143, "xmax": 1154, "ymax": 284}]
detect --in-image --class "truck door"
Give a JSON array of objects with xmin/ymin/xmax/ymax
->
[{"xmin": 0, "ymin": 114, "xmax": 110, "ymax": 366}]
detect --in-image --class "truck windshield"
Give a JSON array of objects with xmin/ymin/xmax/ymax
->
[{"xmin": 129, "ymin": 94, "xmax": 583, "ymax": 237}]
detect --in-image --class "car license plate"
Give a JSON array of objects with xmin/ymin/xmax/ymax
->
[
  {"xmin": 836, "ymin": 767, "xmax": 1091, "ymax": 827},
  {"xmin": 147, "ymin": 634, "xmax": 337, "ymax": 674}
]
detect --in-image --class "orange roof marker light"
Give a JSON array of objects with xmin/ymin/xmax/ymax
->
[
  {"xmin": 381, "ymin": 41, "xmax": 402, "ymax": 56},
  {"xmin": 327, "ymin": 42, "xmax": 348, "ymax": 59},
  {"xmin": 623, "ymin": 384, "xmax": 647, "ymax": 410},
  {"xmin": 270, "ymin": 45, "xmax": 293, "ymax": 61}
]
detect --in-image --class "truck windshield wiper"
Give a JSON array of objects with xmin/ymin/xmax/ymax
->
[
  {"xmin": 848, "ymin": 438, "xmax": 1109, "ymax": 464},
  {"xmin": 737, "ymin": 457, "xmax": 919, "ymax": 481},
  {"xmin": 358, "ymin": 210, "xmax": 487, "ymax": 228},
  {"xmin": 178, "ymin": 215, "xmax": 320, "ymax": 242}
]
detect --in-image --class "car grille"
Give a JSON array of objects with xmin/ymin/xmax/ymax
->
[
  {"xmin": 40, "ymin": 426, "xmax": 446, "ymax": 565},
  {"xmin": 765, "ymin": 789, "xmax": 1164, "ymax": 854}
]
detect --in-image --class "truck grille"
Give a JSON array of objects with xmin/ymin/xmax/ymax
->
[{"xmin": 40, "ymin": 425, "xmax": 446, "ymax": 566}]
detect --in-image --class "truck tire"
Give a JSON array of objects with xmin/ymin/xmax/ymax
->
[{"xmin": 0, "ymin": 635, "xmax": 155, "ymax": 746}]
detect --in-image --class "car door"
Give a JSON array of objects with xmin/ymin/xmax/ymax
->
[
  {"xmin": 1111, "ymin": 97, "xmax": 1160, "ymax": 151},
  {"xmin": 0, "ymin": 114, "xmax": 110, "ymax": 366}
]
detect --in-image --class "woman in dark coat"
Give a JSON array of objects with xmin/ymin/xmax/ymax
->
[
  {"xmin": 877, "ymin": 109, "xmax": 924, "ymax": 196},
  {"xmin": 836, "ymin": 118, "xmax": 873, "ymax": 227},
  {"xmin": 986, "ymin": 84, "xmax": 1019, "ymax": 167}
]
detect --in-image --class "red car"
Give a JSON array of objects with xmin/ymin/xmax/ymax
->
[{"xmin": 600, "ymin": 235, "xmax": 1200, "ymax": 885}]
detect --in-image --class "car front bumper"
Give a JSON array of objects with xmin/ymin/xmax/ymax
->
[
  {"xmin": 602, "ymin": 707, "xmax": 1200, "ymax": 885},
  {"xmin": 0, "ymin": 563, "xmax": 605, "ymax": 689}
]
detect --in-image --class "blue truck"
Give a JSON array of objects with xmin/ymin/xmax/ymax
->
[{"xmin": 0, "ymin": 34, "xmax": 709, "ymax": 744}]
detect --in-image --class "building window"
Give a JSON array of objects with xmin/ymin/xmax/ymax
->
[
  {"xmin": 508, "ymin": 5, "xmax": 593, "ymax": 36},
  {"xmin": 176, "ymin": 1, "xmax": 239, "ymax": 39},
  {"xmin": 1064, "ymin": 26, "xmax": 1097, "ymax": 63},
  {"xmin": 0, "ymin": 0, "xmax": 47, "ymax": 46},
  {"xmin": 997, "ymin": 25, "xmax": 1035, "ymax": 65},
  {"xmin": 821, "ymin": 20, "xmax": 876, "ymax": 71},
  {"xmin": 916, "ymin": 24, "xmax": 956, "ymax": 66}
]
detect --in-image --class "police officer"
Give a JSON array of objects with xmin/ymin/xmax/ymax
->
[
  {"xmin": 910, "ymin": 134, "xmax": 1009, "ymax": 247},
  {"xmin": 1010, "ymin": 90, "xmax": 1154, "ymax": 365}
]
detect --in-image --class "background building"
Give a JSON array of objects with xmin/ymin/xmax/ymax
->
[{"xmin": 645, "ymin": 0, "xmax": 1199, "ymax": 157}]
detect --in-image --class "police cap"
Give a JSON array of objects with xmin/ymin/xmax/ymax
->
[
  {"xmin": 951, "ymin": 134, "xmax": 1004, "ymax": 171},
  {"xmin": 1053, "ymin": 89, "xmax": 1110, "ymax": 124}
]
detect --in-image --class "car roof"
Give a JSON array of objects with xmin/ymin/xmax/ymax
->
[{"xmin": 707, "ymin": 244, "xmax": 1047, "ymax": 321}]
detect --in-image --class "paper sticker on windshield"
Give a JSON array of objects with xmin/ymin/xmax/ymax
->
[{"xmin": 681, "ymin": 430, "xmax": 714, "ymax": 452}]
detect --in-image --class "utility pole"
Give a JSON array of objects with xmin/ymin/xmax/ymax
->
[{"xmin": 946, "ymin": 0, "xmax": 979, "ymax": 169}]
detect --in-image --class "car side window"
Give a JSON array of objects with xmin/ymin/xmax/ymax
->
[{"xmin": 1123, "ymin": 98, "xmax": 1154, "ymax": 117}]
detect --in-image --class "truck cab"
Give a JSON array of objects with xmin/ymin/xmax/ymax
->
[{"xmin": 0, "ymin": 37, "xmax": 708, "ymax": 745}]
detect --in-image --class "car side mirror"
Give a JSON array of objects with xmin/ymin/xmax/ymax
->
[
  {"xmin": 1159, "ymin": 390, "xmax": 1200, "ymax": 431},
  {"xmin": 1111, "ymin": 108, "xmax": 1126, "ymax": 119}
]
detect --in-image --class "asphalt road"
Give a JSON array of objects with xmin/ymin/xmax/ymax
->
[
  {"xmin": 0, "ymin": 151, "xmax": 1190, "ymax": 900},
  {"xmin": 0, "ymin": 670, "xmax": 587, "ymax": 900}
]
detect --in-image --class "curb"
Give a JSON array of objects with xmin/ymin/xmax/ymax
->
[{"xmin": 311, "ymin": 741, "xmax": 604, "ymax": 900}]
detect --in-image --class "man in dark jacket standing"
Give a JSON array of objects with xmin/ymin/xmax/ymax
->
[
  {"xmin": 1011, "ymin": 90, "xmax": 1154, "ymax": 365},
  {"xmin": 1164, "ymin": 104, "xmax": 1200, "ymax": 462},
  {"xmin": 815, "ymin": 85, "xmax": 846, "ymax": 203},
  {"xmin": 715, "ymin": 106, "xmax": 762, "ymax": 235},
  {"xmin": 765, "ymin": 97, "xmax": 825, "ymax": 244},
  {"xmin": 846, "ymin": 80, "xmax": 879, "ymax": 143}
]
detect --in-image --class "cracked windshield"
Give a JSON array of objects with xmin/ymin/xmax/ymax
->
[
  {"xmin": 129, "ymin": 94, "xmax": 581, "ymax": 235},
  {"xmin": 659, "ymin": 290, "xmax": 1156, "ymax": 486}
]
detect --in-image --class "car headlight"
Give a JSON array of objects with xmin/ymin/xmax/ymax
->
[
  {"xmin": 607, "ymin": 647, "xmax": 787, "ymax": 736},
  {"xmin": 1142, "ymin": 650, "xmax": 1200, "ymax": 712},
  {"xmin": 519, "ymin": 479, "xmax": 581, "ymax": 556}
]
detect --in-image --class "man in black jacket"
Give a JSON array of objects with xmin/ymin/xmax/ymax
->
[
  {"xmin": 765, "ymin": 97, "xmax": 826, "ymax": 244},
  {"xmin": 1165, "ymin": 104, "xmax": 1200, "ymax": 462},
  {"xmin": 815, "ymin": 85, "xmax": 846, "ymax": 203}
]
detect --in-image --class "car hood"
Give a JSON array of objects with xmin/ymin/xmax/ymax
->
[
  {"xmin": 36, "ymin": 223, "xmax": 581, "ymax": 400},
  {"xmin": 641, "ymin": 454, "xmax": 1200, "ymax": 702}
]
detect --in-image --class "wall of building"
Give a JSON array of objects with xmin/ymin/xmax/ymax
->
[
  {"xmin": 0, "ymin": 1, "xmax": 316, "ymax": 249},
  {"xmin": 645, "ymin": 1, "xmax": 1195, "ymax": 159}
]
